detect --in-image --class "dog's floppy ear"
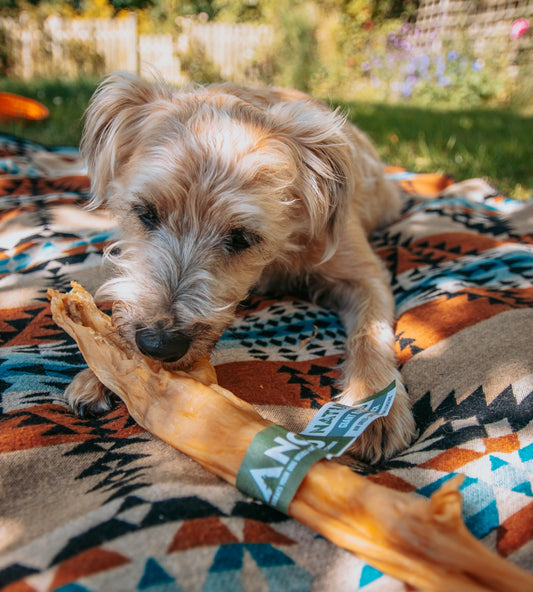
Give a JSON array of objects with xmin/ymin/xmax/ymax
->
[
  {"xmin": 81, "ymin": 72, "xmax": 171, "ymax": 207},
  {"xmin": 270, "ymin": 101, "xmax": 355, "ymax": 260}
]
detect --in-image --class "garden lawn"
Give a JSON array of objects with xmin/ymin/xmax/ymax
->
[
  {"xmin": 0, "ymin": 78, "xmax": 531, "ymax": 199},
  {"xmin": 0, "ymin": 78, "xmax": 99, "ymax": 147},
  {"xmin": 337, "ymin": 100, "xmax": 532, "ymax": 200}
]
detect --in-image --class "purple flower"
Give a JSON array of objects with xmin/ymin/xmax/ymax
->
[
  {"xmin": 361, "ymin": 61, "xmax": 371, "ymax": 72},
  {"xmin": 401, "ymin": 81, "xmax": 414, "ymax": 97},
  {"xmin": 406, "ymin": 61, "xmax": 417, "ymax": 76},
  {"xmin": 434, "ymin": 56, "xmax": 446, "ymax": 76},
  {"xmin": 472, "ymin": 59, "xmax": 484, "ymax": 72},
  {"xmin": 416, "ymin": 53, "xmax": 430, "ymax": 74},
  {"xmin": 437, "ymin": 75, "xmax": 451, "ymax": 87},
  {"xmin": 447, "ymin": 50, "xmax": 459, "ymax": 61}
]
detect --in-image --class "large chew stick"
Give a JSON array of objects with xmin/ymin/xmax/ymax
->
[{"xmin": 48, "ymin": 283, "xmax": 533, "ymax": 592}]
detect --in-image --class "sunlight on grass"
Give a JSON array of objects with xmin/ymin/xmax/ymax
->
[{"xmin": 337, "ymin": 100, "xmax": 532, "ymax": 200}]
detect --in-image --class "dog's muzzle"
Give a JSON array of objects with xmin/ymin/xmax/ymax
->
[{"xmin": 135, "ymin": 324, "xmax": 191, "ymax": 363}]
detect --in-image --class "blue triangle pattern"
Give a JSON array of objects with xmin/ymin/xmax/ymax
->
[
  {"xmin": 210, "ymin": 544, "xmax": 244, "ymax": 572},
  {"xmin": 138, "ymin": 558, "xmax": 175, "ymax": 589},
  {"xmin": 465, "ymin": 500, "xmax": 499, "ymax": 539},
  {"xmin": 245, "ymin": 543, "xmax": 294, "ymax": 567},
  {"xmin": 140, "ymin": 584, "xmax": 183, "ymax": 592},
  {"xmin": 260, "ymin": 564, "xmax": 314, "ymax": 591},
  {"xmin": 359, "ymin": 564, "xmax": 383, "ymax": 587},
  {"xmin": 461, "ymin": 477, "xmax": 495, "ymax": 520},
  {"xmin": 53, "ymin": 585, "xmax": 92, "ymax": 592},
  {"xmin": 416, "ymin": 472, "xmax": 458, "ymax": 498},
  {"xmin": 512, "ymin": 481, "xmax": 533, "ymax": 496},
  {"xmin": 206, "ymin": 544, "xmax": 312, "ymax": 591},
  {"xmin": 491, "ymin": 462, "xmax": 533, "ymax": 492},
  {"xmin": 203, "ymin": 569, "xmax": 244, "ymax": 592},
  {"xmin": 519, "ymin": 442, "xmax": 533, "ymax": 462},
  {"xmin": 489, "ymin": 455, "xmax": 508, "ymax": 471}
]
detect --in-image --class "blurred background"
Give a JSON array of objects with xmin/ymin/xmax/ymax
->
[{"xmin": 0, "ymin": 0, "xmax": 531, "ymax": 198}]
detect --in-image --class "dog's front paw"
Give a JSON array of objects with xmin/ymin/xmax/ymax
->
[
  {"xmin": 65, "ymin": 368, "xmax": 118, "ymax": 417},
  {"xmin": 336, "ymin": 376, "xmax": 416, "ymax": 464}
]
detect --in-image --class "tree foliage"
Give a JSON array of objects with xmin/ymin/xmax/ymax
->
[
  {"xmin": 0, "ymin": 0, "xmax": 154, "ymax": 16},
  {"xmin": 1, "ymin": 0, "xmax": 420, "ymax": 21}
]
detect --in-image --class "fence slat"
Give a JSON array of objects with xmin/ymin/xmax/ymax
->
[{"xmin": 0, "ymin": 14, "xmax": 273, "ymax": 84}]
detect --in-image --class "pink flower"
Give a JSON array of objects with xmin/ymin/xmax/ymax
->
[{"xmin": 511, "ymin": 18, "xmax": 529, "ymax": 39}]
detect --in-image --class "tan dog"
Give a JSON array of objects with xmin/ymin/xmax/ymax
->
[{"xmin": 68, "ymin": 72, "xmax": 415, "ymax": 463}]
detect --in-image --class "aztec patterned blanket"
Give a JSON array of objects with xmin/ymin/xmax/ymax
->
[{"xmin": 0, "ymin": 132, "xmax": 532, "ymax": 592}]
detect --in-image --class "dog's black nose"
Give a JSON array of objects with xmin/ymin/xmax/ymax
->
[{"xmin": 135, "ymin": 325, "xmax": 191, "ymax": 362}]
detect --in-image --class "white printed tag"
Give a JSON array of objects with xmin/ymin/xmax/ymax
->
[
  {"xmin": 300, "ymin": 381, "xmax": 397, "ymax": 457},
  {"xmin": 236, "ymin": 381, "xmax": 396, "ymax": 513}
]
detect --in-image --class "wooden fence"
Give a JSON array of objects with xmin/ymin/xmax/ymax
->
[
  {"xmin": 138, "ymin": 33, "xmax": 181, "ymax": 83},
  {"xmin": 0, "ymin": 13, "xmax": 273, "ymax": 85},
  {"xmin": 0, "ymin": 13, "xmax": 138, "ymax": 79},
  {"xmin": 180, "ymin": 19, "xmax": 273, "ymax": 82}
]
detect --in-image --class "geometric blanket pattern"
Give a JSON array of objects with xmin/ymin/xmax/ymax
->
[{"xmin": 0, "ymin": 133, "xmax": 532, "ymax": 591}]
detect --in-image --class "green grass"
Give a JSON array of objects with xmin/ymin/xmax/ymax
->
[
  {"xmin": 0, "ymin": 78, "xmax": 99, "ymax": 147},
  {"xmin": 336, "ymin": 100, "xmax": 532, "ymax": 200},
  {"xmin": 0, "ymin": 78, "xmax": 531, "ymax": 199}
]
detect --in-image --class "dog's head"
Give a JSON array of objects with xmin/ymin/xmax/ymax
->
[{"xmin": 82, "ymin": 73, "xmax": 354, "ymax": 368}]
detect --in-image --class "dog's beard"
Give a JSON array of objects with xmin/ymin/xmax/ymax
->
[{"xmin": 97, "ymin": 238, "xmax": 251, "ymax": 368}]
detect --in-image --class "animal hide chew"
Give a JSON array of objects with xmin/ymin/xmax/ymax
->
[{"xmin": 48, "ymin": 282, "xmax": 533, "ymax": 592}]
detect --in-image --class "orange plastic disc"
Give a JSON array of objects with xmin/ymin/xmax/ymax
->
[{"xmin": 0, "ymin": 92, "xmax": 50, "ymax": 121}]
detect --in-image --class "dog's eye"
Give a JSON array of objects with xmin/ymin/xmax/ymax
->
[
  {"xmin": 224, "ymin": 228, "xmax": 260, "ymax": 254},
  {"xmin": 133, "ymin": 203, "xmax": 159, "ymax": 231}
]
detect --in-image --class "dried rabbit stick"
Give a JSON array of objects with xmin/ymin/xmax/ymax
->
[{"xmin": 48, "ymin": 283, "xmax": 533, "ymax": 592}]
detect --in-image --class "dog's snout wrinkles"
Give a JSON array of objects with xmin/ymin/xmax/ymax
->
[{"xmin": 135, "ymin": 324, "xmax": 191, "ymax": 362}]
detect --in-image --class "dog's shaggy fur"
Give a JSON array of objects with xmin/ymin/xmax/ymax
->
[{"xmin": 68, "ymin": 72, "xmax": 415, "ymax": 463}]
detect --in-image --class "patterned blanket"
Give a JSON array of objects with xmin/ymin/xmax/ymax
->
[{"xmin": 1, "ymin": 133, "xmax": 532, "ymax": 592}]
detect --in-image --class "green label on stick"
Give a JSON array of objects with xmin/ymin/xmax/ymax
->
[{"xmin": 236, "ymin": 381, "xmax": 396, "ymax": 513}]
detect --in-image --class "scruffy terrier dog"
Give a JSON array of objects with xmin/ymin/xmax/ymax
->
[{"xmin": 68, "ymin": 72, "xmax": 415, "ymax": 463}]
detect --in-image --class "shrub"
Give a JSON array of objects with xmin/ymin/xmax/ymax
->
[
  {"xmin": 350, "ymin": 23, "xmax": 508, "ymax": 107},
  {"xmin": 269, "ymin": 2, "xmax": 319, "ymax": 93},
  {"xmin": 178, "ymin": 38, "xmax": 224, "ymax": 85}
]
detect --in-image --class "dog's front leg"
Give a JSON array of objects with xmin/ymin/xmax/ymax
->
[
  {"xmin": 66, "ymin": 368, "xmax": 116, "ymax": 417},
  {"xmin": 315, "ymin": 222, "xmax": 416, "ymax": 464}
]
